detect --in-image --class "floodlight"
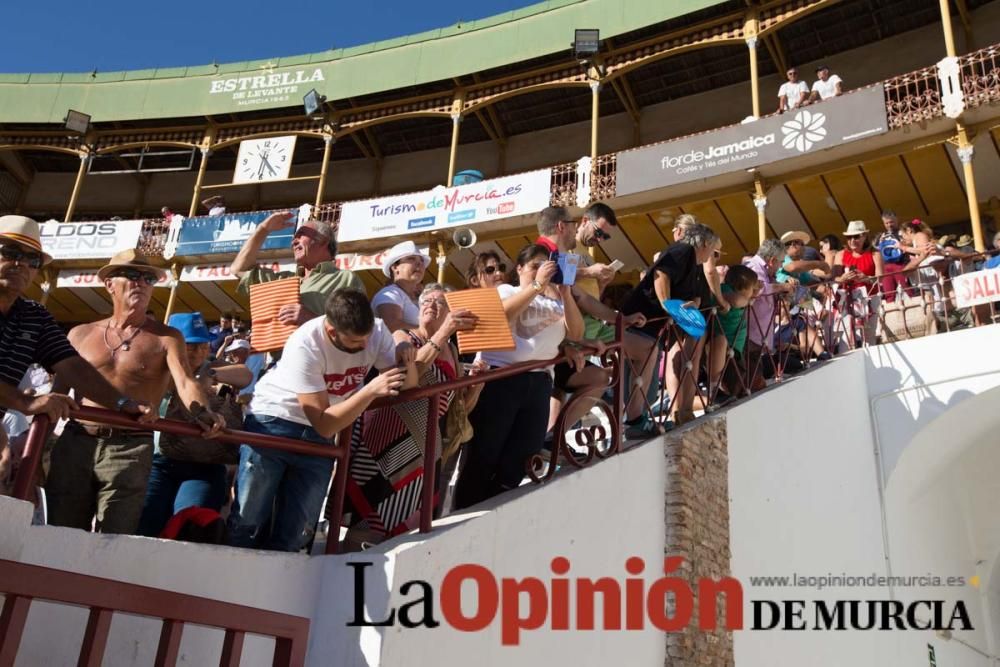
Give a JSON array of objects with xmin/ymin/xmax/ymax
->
[
  {"xmin": 64, "ymin": 109, "xmax": 91, "ymax": 134},
  {"xmin": 573, "ymin": 29, "xmax": 601, "ymax": 59},
  {"xmin": 303, "ymin": 89, "xmax": 327, "ymax": 118}
]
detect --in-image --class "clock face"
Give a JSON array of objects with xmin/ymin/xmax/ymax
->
[{"xmin": 233, "ymin": 136, "xmax": 297, "ymax": 184}]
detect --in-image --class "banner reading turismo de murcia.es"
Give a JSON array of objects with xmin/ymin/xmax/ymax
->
[
  {"xmin": 615, "ymin": 84, "xmax": 888, "ymax": 195},
  {"xmin": 337, "ymin": 169, "xmax": 553, "ymax": 243}
]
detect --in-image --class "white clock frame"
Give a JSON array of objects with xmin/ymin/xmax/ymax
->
[{"xmin": 233, "ymin": 135, "xmax": 297, "ymax": 184}]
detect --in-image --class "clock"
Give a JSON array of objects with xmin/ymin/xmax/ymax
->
[{"xmin": 233, "ymin": 136, "xmax": 297, "ymax": 184}]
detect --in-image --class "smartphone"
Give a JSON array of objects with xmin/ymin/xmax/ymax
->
[
  {"xmin": 609, "ymin": 259, "xmax": 625, "ymax": 272},
  {"xmin": 548, "ymin": 251, "xmax": 564, "ymax": 285}
]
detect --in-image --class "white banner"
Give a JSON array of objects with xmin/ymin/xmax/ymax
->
[
  {"xmin": 56, "ymin": 268, "xmax": 171, "ymax": 289},
  {"xmin": 41, "ymin": 220, "xmax": 144, "ymax": 260},
  {"xmin": 953, "ymin": 267, "xmax": 1000, "ymax": 308},
  {"xmin": 333, "ymin": 246, "xmax": 429, "ymax": 272},
  {"xmin": 180, "ymin": 261, "xmax": 296, "ymax": 282},
  {"xmin": 337, "ymin": 169, "xmax": 553, "ymax": 243}
]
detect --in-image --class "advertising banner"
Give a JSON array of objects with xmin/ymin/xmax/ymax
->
[
  {"xmin": 333, "ymin": 246, "xmax": 429, "ymax": 272},
  {"xmin": 56, "ymin": 268, "xmax": 171, "ymax": 289},
  {"xmin": 337, "ymin": 170, "xmax": 552, "ymax": 243},
  {"xmin": 170, "ymin": 211, "xmax": 294, "ymax": 257},
  {"xmin": 953, "ymin": 267, "xmax": 1000, "ymax": 308},
  {"xmin": 180, "ymin": 261, "xmax": 297, "ymax": 282},
  {"xmin": 616, "ymin": 85, "xmax": 888, "ymax": 195},
  {"xmin": 40, "ymin": 220, "xmax": 144, "ymax": 260}
]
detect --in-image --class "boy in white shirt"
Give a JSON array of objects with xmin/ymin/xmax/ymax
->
[
  {"xmin": 778, "ymin": 67, "xmax": 810, "ymax": 112},
  {"xmin": 227, "ymin": 289, "xmax": 415, "ymax": 552},
  {"xmin": 810, "ymin": 65, "xmax": 843, "ymax": 102}
]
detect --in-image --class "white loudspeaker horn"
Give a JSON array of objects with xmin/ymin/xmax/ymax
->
[{"xmin": 453, "ymin": 228, "xmax": 477, "ymax": 249}]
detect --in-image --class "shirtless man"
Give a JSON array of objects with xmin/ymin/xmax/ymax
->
[{"xmin": 46, "ymin": 250, "xmax": 225, "ymax": 534}]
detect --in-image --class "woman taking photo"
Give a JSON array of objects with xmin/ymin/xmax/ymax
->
[
  {"xmin": 373, "ymin": 240, "xmax": 430, "ymax": 331},
  {"xmin": 454, "ymin": 244, "xmax": 584, "ymax": 510},
  {"xmin": 342, "ymin": 284, "xmax": 483, "ymax": 547}
]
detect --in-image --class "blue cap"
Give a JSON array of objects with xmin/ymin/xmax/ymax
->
[{"xmin": 168, "ymin": 312, "xmax": 213, "ymax": 343}]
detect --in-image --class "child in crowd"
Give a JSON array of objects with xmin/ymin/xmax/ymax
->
[{"xmin": 708, "ymin": 265, "xmax": 760, "ymax": 398}]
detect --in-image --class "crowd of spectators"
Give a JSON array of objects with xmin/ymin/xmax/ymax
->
[{"xmin": 0, "ymin": 201, "xmax": 996, "ymax": 553}]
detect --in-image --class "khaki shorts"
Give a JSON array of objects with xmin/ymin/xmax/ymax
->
[{"xmin": 45, "ymin": 422, "xmax": 154, "ymax": 535}]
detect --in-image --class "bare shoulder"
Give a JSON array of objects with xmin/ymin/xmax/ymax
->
[
  {"xmin": 68, "ymin": 319, "xmax": 104, "ymax": 344},
  {"xmin": 146, "ymin": 320, "xmax": 184, "ymax": 342}
]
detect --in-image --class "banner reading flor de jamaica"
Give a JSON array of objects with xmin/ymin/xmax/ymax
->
[
  {"xmin": 616, "ymin": 84, "xmax": 888, "ymax": 195},
  {"xmin": 337, "ymin": 169, "xmax": 553, "ymax": 243}
]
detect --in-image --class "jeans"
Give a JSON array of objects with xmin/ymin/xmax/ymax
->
[
  {"xmin": 227, "ymin": 413, "xmax": 334, "ymax": 552},
  {"xmin": 454, "ymin": 371, "xmax": 552, "ymax": 510},
  {"xmin": 137, "ymin": 454, "xmax": 228, "ymax": 537}
]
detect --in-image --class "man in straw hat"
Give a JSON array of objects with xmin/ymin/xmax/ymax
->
[
  {"xmin": 46, "ymin": 249, "xmax": 225, "ymax": 534},
  {"xmin": 0, "ymin": 217, "xmax": 155, "ymax": 488},
  {"xmin": 230, "ymin": 210, "xmax": 363, "ymax": 326}
]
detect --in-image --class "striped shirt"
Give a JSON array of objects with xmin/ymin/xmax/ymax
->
[{"xmin": 0, "ymin": 298, "xmax": 78, "ymax": 417}]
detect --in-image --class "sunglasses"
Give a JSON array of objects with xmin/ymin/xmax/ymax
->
[
  {"xmin": 483, "ymin": 264, "xmax": 506, "ymax": 275},
  {"xmin": 0, "ymin": 244, "xmax": 44, "ymax": 269},
  {"xmin": 110, "ymin": 269, "xmax": 159, "ymax": 285},
  {"xmin": 590, "ymin": 224, "xmax": 611, "ymax": 241}
]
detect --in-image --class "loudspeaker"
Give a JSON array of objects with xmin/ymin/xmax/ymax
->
[{"xmin": 453, "ymin": 228, "xmax": 477, "ymax": 249}]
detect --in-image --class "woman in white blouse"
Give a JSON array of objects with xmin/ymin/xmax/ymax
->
[{"xmin": 373, "ymin": 240, "xmax": 430, "ymax": 332}]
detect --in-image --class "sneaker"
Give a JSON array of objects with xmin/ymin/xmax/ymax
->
[
  {"xmin": 625, "ymin": 417, "xmax": 664, "ymax": 440},
  {"xmin": 816, "ymin": 352, "xmax": 832, "ymax": 362}
]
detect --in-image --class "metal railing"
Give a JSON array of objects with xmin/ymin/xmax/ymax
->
[{"xmin": 0, "ymin": 559, "xmax": 310, "ymax": 667}]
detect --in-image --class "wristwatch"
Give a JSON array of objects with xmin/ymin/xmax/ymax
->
[
  {"xmin": 115, "ymin": 396, "xmax": 132, "ymax": 412},
  {"xmin": 531, "ymin": 280, "xmax": 543, "ymax": 293}
]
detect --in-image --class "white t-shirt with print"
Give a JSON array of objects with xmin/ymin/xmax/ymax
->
[
  {"xmin": 372, "ymin": 284, "xmax": 420, "ymax": 328},
  {"xmin": 250, "ymin": 316, "xmax": 396, "ymax": 427},
  {"xmin": 480, "ymin": 284, "xmax": 566, "ymax": 369},
  {"xmin": 811, "ymin": 75, "xmax": 842, "ymax": 100},
  {"xmin": 778, "ymin": 81, "xmax": 809, "ymax": 107}
]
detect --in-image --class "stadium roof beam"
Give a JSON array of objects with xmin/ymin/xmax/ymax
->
[
  {"xmin": 604, "ymin": 40, "xmax": 642, "ymax": 145},
  {"xmin": 953, "ymin": 0, "xmax": 974, "ymax": 45},
  {"xmin": 763, "ymin": 33, "xmax": 789, "ymax": 74}
]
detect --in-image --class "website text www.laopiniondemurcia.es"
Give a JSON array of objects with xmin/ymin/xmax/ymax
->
[{"xmin": 346, "ymin": 556, "xmax": 974, "ymax": 645}]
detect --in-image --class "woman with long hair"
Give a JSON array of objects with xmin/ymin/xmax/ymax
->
[
  {"xmin": 454, "ymin": 244, "xmax": 584, "ymax": 509},
  {"xmin": 466, "ymin": 251, "xmax": 507, "ymax": 289}
]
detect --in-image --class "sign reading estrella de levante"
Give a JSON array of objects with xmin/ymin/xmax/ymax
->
[
  {"xmin": 337, "ymin": 169, "xmax": 553, "ymax": 243},
  {"xmin": 209, "ymin": 67, "xmax": 324, "ymax": 109}
]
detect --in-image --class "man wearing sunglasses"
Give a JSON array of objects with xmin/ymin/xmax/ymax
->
[
  {"xmin": 0, "ymin": 217, "xmax": 156, "ymax": 494},
  {"xmin": 46, "ymin": 249, "xmax": 225, "ymax": 535}
]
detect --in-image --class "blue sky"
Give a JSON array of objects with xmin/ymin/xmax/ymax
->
[{"xmin": 2, "ymin": 0, "xmax": 536, "ymax": 73}]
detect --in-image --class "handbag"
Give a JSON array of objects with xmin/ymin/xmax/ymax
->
[{"xmin": 158, "ymin": 388, "xmax": 243, "ymax": 465}]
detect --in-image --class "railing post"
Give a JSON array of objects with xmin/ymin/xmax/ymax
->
[
  {"xmin": 324, "ymin": 424, "xmax": 354, "ymax": 555},
  {"xmin": 78, "ymin": 608, "xmax": 113, "ymax": 667},
  {"xmin": 420, "ymin": 393, "xmax": 441, "ymax": 534},
  {"xmin": 612, "ymin": 316, "xmax": 625, "ymax": 454},
  {"xmin": 12, "ymin": 414, "xmax": 50, "ymax": 502},
  {"xmin": 0, "ymin": 594, "xmax": 32, "ymax": 667}
]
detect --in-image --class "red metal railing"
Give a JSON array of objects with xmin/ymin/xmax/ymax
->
[
  {"xmin": 11, "ymin": 324, "xmax": 626, "ymax": 545},
  {"xmin": 0, "ymin": 559, "xmax": 310, "ymax": 667}
]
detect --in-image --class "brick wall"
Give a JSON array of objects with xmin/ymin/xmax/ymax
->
[{"xmin": 662, "ymin": 414, "xmax": 734, "ymax": 667}]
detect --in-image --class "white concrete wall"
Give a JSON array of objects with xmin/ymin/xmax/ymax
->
[
  {"xmin": 1, "ymin": 433, "xmax": 667, "ymax": 667},
  {"xmin": 729, "ymin": 325, "xmax": 1000, "ymax": 667}
]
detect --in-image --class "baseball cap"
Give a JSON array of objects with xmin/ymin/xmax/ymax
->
[{"xmin": 168, "ymin": 312, "xmax": 213, "ymax": 344}]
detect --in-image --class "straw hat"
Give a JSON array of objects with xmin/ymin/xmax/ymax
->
[
  {"xmin": 381, "ymin": 240, "xmax": 430, "ymax": 278},
  {"xmin": 0, "ymin": 215, "xmax": 52, "ymax": 265},
  {"xmin": 843, "ymin": 220, "xmax": 870, "ymax": 237},
  {"xmin": 97, "ymin": 249, "xmax": 169, "ymax": 281},
  {"xmin": 780, "ymin": 230, "xmax": 810, "ymax": 245}
]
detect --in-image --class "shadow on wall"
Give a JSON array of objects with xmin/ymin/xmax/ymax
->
[
  {"xmin": 882, "ymin": 384, "xmax": 1000, "ymax": 659},
  {"xmin": 869, "ymin": 361, "xmax": 979, "ymax": 486}
]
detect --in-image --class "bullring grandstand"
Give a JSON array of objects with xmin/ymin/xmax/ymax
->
[{"xmin": 1, "ymin": 0, "xmax": 1000, "ymax": 665}]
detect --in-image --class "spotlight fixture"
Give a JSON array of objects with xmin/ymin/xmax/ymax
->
[
  {"xmin": 572, "ymin": 29, "xmax": 601, "ymax": 60},
  {"xmin": 64, "ymin": 109, "xmax": 91, "ymax": 134},
  {"xmin": 303, "ymin": 89, "xmax": 327, "ymax": 118}
]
